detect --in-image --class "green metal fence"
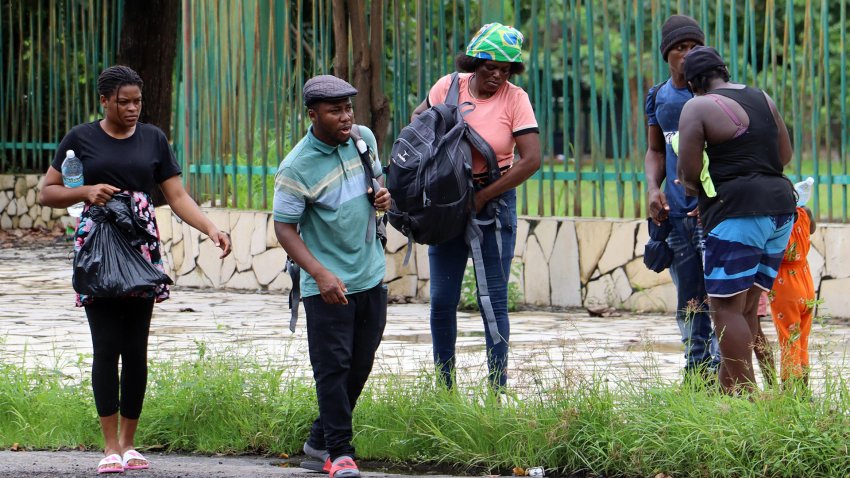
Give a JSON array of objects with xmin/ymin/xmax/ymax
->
[
  {"xmin": 3, "ymin": 1, "xmax": 849, "ymax": 221},
  {"xmin": 0, "ymin": 0, "xmax": 122, "ymax": 173}
]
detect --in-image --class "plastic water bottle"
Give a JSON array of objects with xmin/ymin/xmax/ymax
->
[
  {"xmin": 61, "ymin": 149, "xmax": 84, "ymax": 218},
  {"xmin": 794, "ymin": 176, "xmax": 814, "ymax": 207}
]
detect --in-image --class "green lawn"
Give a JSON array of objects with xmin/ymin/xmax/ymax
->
[
  {"xmin": 215, "ymin": 155, "xmax": 850, "ymax": 221},
  {"xmin": 518, "ymin": 156, "xmax": 850, "ymax": 221},
  {"xmin": 518, "ymin": 174, "xmax": 644, "ymax": 218}
]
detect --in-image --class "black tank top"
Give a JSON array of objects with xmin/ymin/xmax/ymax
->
[{"xmin": 699, "ymin": 87, "xmax": 796, "ymax": 233}]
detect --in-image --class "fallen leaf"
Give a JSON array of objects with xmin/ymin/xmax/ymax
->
[
  {"xmin": 512, "ymin": 467, "xmax": 526, "ymax": 476},
  {"xmin": 278, "ymin": 452, "xmax": 289, "ymax": 459}
]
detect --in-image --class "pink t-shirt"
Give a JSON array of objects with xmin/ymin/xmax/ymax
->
[{"xmin": 428, "ymin": 73, "xmax": 538, "ymax": 174}]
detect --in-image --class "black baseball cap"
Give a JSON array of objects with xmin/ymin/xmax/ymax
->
[{"xmin": 683, "ymin": 46, "xmax": 726, "ymax": 82}]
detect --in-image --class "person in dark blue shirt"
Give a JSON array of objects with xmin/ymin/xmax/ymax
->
[{"xmin": 644, "ymin": 15, "xmax": 720, "ymax": 379}]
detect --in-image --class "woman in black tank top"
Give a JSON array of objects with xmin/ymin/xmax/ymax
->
[{"xmin": 675, "ymin": 47, "xmax": 796, "ymax": 396}]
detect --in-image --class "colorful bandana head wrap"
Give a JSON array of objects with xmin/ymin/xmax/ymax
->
[{"xmin": 465, "ymin": 23, "xmax": 524, "ymax": 63}]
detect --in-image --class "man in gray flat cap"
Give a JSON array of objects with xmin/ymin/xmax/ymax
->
[{"xmin": 273, "ymin": 74, "xmax": 390, "ymax": 478}]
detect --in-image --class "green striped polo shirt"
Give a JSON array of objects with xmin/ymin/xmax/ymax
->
[{"xmin": 272, "ymin": 126, "xmax": 385, "ymax": 298}]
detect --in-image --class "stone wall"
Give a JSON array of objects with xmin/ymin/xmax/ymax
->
[
  {"xmin": 2, "ymin": 174, "xmax": 848, "ymax": 317},
  {"xmin": 0, "ymin": 175, "xmax": 69, "ymax": 230}
]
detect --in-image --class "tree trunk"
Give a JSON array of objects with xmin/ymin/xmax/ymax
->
[
  {"xmin": 368, "ymin": 0, "xmax": 390, "ymax": 149},
  {"xmin": 116, "ymin": 0, "xmax": 179, "ymax": 138},
  {"xmin": 347, "ymin": 0, "xmax": 372, "ymax": 128},
  {"xmin": 116, "ymin": 0, "xmax": 178, "ymax": 207},
  {"xmin": 332, "ymin": 0, "xmax": 349, "ymax": 81},
  {"xmin": 331, "ymin": 0, "xmax": 389, "ymax": 150}
]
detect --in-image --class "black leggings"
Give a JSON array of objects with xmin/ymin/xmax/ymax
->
[{"xmin": 84, "ymin": 297, "xmax": 154, "ymax": 419}]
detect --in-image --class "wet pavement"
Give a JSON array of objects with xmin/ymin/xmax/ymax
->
[{"xmin": 2, "ymin": 242, "xmax": 850, "ymax": 390}]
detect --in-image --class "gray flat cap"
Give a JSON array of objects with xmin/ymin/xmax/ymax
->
[{"xmin": 303, "ymin": 75, "xmax": 357, "ymax": 106}]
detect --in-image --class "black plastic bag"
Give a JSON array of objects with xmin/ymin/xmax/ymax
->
[{"xmin": 72, "ymin": 193, "xmax": 173, "ymax": 297}]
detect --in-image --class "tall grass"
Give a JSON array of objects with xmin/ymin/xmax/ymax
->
[{"xmin": 2, "ymin": 351, "xmax": 850, "ymax": 477}]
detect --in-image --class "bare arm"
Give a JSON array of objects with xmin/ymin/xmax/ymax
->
[
  {"xmin": 764, "ymin": 92, "xmax": 792, "ymax": 167},
  {"xmin": 644, "ymin": 124, "xmax": 669, "ymax": 223},
  {"xmin": 676, "ymin": 100, "xmax": 706, "ymax": 197},
  {"xmin": 274, "ymin": 221, "xmax": 348, "ymax": 305},
  {"xmin": 410, "ymin": 99, "xmax": 429, "ymax": 122},
  {"xmin": 474, "ymin": 132, "xmax": 541, "ymax": 211},
  {"xmin": 160, "ymin": 176, "xmax": 231, "ymax": 258},
  {"xmin": 38, "ymin": 167, "xmax": 120, "ymax": 208},
  {"xmin": 804, "ymin": 206, "xmax": 816, "ymax": 233}
]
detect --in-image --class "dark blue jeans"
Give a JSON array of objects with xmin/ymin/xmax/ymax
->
[
  {"xmin": 429, "ymin": 189, "xmax": 517, "ymax": 389},
  {"xmin": 667, "ymin": 215, "xmax": 721, "ymax": 372}
]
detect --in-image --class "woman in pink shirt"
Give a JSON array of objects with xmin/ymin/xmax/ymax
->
[{"xmin": 411, "ymin": 23, "xmax": 541, "ymax": 391}]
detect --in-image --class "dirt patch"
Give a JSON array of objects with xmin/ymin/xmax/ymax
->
[{"xmin": 0, "ymin": 227, "xmax": 69, "ymax": 249}]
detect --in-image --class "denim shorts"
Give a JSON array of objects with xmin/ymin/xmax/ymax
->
[{"xmin": 703, "ymin": 213, "xmax": 794, "ymax": 297}]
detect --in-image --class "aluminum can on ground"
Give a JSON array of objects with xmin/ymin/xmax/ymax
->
[{"xmin": 527, "ymin": 467, "xmax": 545, "ymax": 477}]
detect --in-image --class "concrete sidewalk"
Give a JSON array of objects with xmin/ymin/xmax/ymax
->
[
  {"xmin": 3, "ymin": 242, "xmax": 850, "ymax": 389},
  {"xmin": 0, "ymin": 450, "xmax": 463, "ymax": 478},
  {"xmin": 0, "ymin": 242, "xmax": 693, "ymax": 387}
]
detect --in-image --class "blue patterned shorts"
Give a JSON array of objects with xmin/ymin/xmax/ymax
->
[{"xmin": 703, "ymin": 214, "xmax": 794, "ymax": 297}]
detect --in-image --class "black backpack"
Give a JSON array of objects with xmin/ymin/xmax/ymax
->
[
  {"xmin": 386, "ymin": 73, "xmax": 506, "ymax": 345},
  {"xmin": 387, "ymin": 72, "xmax": 501, "ymax": 245}
]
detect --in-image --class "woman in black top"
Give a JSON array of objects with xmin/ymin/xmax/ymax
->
[
  {"xmin": 677, "ymin": 47, "xmax": 796, "ymax": 395},
  {"xmin": 39, "ymin": 66, "xmax": 231, "ymax": 473}
]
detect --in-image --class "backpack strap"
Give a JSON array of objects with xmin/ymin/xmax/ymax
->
[
  {"xmin": 465, "ymin": 217, "xmax": 504, "ymax": 345},
  {"xmin": 464, "ymin": 126, "xmax": 500, "ymax": 184},
  {"xmin": 446, "ymin": 72, "xmax": 461, "ymax": 106},
  {"xmin": 284, "ymin": 221, "xmax": 303, "ymax": 332},
  {"xmin": 350, "ymin": 125, "xmax": 378, "ymax": 192},
  {"xmin": 351, "ymin": 125, "xmax": 387, "ymax": 246},
  {"xmin": 447, "ymin": 73, "xmax": 503, "ymax": 345},
  {"xmin": 285, "ymin": 255, "xmax": 301, "ymax": 332},
  {"xmin": 649, "ymin": 78, "xmax": 668, "ymax": 111}
]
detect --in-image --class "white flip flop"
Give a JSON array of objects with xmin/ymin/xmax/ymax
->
[
  {"xmin": 97, "ymin": 454, "xmax": 124, "ymax": 474},
  {"xmin": 122, "ymin": 449, "xmax": 150, "ymax": 470}
]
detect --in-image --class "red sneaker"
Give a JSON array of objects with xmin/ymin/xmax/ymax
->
[{"xmin": 329, "ymin": 456, "xmax": 360, "ymax": 478}]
